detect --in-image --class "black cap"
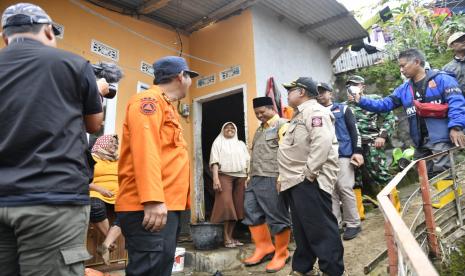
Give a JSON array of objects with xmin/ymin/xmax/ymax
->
[
  {"xmin": 282, "ymin": 77, "xmax": 318, "ymax": 96},
  {"xmin": 317, "ymin": 82, "xmax": 333, "ymax": 92},
  {"xmin": 346, "ymin": 75, "xmax": 365, "ymax": 85},
  {"xmin": 153, "ymin": 56, "xmax": 199, "ymax": 84},
  {"xmin": 2, "ymin": 3, "xmax": 61, "ymax": 36},
  {"xmin": 253, "ymin": 97, "xmax": 273, "ymax": 108}
]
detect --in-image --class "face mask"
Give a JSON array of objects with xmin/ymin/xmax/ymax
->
[{"xmin": 347, "ymin": 85, "xmax": 361, "ymax": 96}]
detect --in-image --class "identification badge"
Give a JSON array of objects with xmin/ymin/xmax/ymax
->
[
  {"xmin": 428, "ymin": 80, "xmax": 437, "ymax": 88},
  {"xmin": 311, "ymin": 116, "xmax": 323, "ymax": 127},
  {"xmin": 140, "ymin": 97, "xmax": 157, "ymax": 115}
]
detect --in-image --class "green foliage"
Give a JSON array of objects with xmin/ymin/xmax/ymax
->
[
  {"xmin": 357, "ymin": 60, "xmax": 402, "ymax": 96},
  {"xmin": 439, "ymin": 238, "xmax": 465, "ymax": 276},
  {"xmin": 337, "ymin": 0, "xmax": 465, "ymax": 96},
  {"xmin": 382, "ymin": 0, "xmax": 464, "ymax": 67}
]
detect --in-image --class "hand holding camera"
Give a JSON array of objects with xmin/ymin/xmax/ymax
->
[
  {"xmin": 96, "ymin": 78, "xmax": 110, "ymax": 97},
  {"xmin": 92, "ymin": 62, "xmax": 124, "ymax": 99},
  {"xmin": 347, "ymin": 85, "xmax": 361, "ymax": 103}
]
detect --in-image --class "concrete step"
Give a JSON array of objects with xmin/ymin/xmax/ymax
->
[{"xmin": 174, "ymin": 241, "xmax": 296, "ymax": 275}]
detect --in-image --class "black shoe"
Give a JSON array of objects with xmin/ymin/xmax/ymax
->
[{"xmin": 343, "ymin": 227, "xmax": 361, "ymax": 240}]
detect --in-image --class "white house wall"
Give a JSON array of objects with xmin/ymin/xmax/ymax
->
[{"xmin": 252, "ymin": 5, "xmax": 333, "ymax": 103}]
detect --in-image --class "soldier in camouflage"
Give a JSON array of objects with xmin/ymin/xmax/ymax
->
[{"xmin": 346, "ymin": 76, "xmax": 396, "ymax": 215}]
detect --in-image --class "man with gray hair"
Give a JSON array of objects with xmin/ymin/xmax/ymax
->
[
  {"xmin": 0, "ymin": 3, "xmax": 107, "ymax": 276},
  {"xmin": 348, "ymin": 48, "xmax": 465, "ymax": 177}
]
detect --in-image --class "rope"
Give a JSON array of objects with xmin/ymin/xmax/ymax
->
[{"xmin": 69, "ymin": 0, "xmax": 228, "ymax": 68}]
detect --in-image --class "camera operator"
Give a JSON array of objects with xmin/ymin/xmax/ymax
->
[{"xmin": 0, "ymin": 3, "xmax": 107, "ymax": 276}]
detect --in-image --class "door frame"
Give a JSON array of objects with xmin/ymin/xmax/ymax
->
[{"xmin": 192, "ymin": 84, "xmax": 248, "ymax": 222}]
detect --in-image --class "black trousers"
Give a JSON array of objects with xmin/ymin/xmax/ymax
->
[
  {"xmin": 118, "ymin": 211, "xmax": 181, "ymax": 276},
  {"xmin": 283, "ymin": 179, "xmax": 344, "ymax": 276}
]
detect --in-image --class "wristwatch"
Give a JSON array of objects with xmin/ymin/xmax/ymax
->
[{"xmin": 452, "ymin": 126, "xmax": 463, "ymax": 131}]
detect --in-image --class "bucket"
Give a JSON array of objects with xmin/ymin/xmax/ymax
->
[
  {"xmin": 172, "ymin": 247, "xmax": 185, "ymax": 273},
  {"xmin": 190, "ymin": 222, "xmax": 224, "ymax": 250}
]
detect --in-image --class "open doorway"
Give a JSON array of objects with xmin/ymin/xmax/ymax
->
[
  {"xmin": 201, "ymin": 91, "xmax": 245, "ymax": 220},
  {"xmin": 193, "ymin": 85, "xmax": 248, "ymax": 223}
]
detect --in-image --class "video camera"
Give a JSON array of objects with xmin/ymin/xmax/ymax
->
[{"xmin": 92, "ymin": 62, "xmax": 123, "ymax": 99}]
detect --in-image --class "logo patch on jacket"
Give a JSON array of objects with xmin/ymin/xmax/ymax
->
[
  {"xmin": 312, "ymin": 116, "xmax": 323, "ymax": 127},
  {"xmin": 428, "ymin": 80, "xmax": 437, "ymax": 88},
  {"xmin": 140, "ymin": 97, "xmax": 157, "ymax": 115}
]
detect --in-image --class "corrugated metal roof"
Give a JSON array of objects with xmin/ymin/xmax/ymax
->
[
  {"xmin": 86, "ymin": 0, "xmax": 367, "ymax": 46},
  {"xmin": 261, "ymin": 0, "xmax": 367, "ymax": 47},
  {"xmin": 150, "ymin": 0, "xmax": 233, "ymax": 28}
]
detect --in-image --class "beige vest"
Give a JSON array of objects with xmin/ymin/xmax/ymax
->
[{"xmin": 250, "ymin": 118, "xmax": 288, "ymax": 177}]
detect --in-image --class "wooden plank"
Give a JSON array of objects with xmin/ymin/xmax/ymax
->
[
  {"xmin": 299, "ymin": 11, "xmax": 350, "ymax": 33},
  {"xmin": 138, "ymin": 0, "xmax": 172, "ymax": 14},
  {"xmin": 186, "ymin": 0, "xmax": 260, "ymax": 33}
]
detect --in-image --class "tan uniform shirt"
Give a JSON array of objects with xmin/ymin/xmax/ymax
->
[{"xmin": 278, "ymin": 99, "xmax": 339, "ymax": 194}]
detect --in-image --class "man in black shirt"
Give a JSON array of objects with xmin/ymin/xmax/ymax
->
[
  {"xmin": 411, "ymin": 77, "xmax": 429, "ymax": 141},
  {"xmin": 0, "ymin": 3, "xmax": 106, "ymax": 276}
]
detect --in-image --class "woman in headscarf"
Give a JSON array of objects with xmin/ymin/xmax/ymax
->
[
  {"xmin": 89, "ymin": 134, "xmax": 121, "ymax": 265},
  {"xmin": 210, "ymin": 122, "xmax": 250, "ymax": 248}
]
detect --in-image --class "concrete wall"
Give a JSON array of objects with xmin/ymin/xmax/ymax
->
[
  {"xmin": 189, "ymin": 9, "xmax": 258, "ymax": 142},
  {"xmin": 251, "ymin": 5, "xmax": 334, "ymax": 103},
  {"xmin": 0, "ymin": 0, "xmax": 192, "ymax": 142}
]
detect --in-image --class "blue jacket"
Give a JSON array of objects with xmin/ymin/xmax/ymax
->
[
  {"xmin": 331, "ymin": 103, "xmax": 353, "ymax": 157},
  {"xmin": 358, "ymin": 70, "xmax": 465, "ymax": 147}
]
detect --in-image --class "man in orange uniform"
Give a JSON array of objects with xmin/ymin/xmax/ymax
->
[{"xmin": 116, "ymin": 56, "xmax": 198, "ymax": 276}]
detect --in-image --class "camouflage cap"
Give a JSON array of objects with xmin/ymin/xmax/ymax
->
[
  {"xmin": 447, "ymin": 32, "xmax": 465, "ymax": 47},
  {"xmin": 2, "ymin": 3, "xmax": 60, "ymax": 35},
  {"xmin": 346, "ymin": 75, "xmax": 365, "ymax": 85}
]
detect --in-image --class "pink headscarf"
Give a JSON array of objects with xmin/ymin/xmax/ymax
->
[{"xmin": 92, "ymin": 134, "xmax": 119, "ymax": 161}]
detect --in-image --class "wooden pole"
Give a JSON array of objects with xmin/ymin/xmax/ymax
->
[
  {"xmin": 384, "ymin": 192, "xmax": 399, "ymax": 276},
  {"xmin": 417, "ymin": 160, "xmax": 441, "ymax": 258}
]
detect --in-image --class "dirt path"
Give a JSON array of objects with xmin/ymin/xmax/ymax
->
[
  {"xmin": 110, "ymin": 162, "xmax": 465, "ymax": 276},
  {"xmin": 173, "ymin": 206, "xmax": 390, "ymax": 276}
]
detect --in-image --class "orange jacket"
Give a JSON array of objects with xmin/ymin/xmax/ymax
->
[
  {"xmin": 282, "ymin": 106, "xmax": 294, "ymax": 120},
  {"xmin": 116, "ymin": 86, "xmax": 190, "ymax": 212}
]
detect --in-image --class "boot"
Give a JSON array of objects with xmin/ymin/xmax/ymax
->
[
  {"xmin": 354, "ymin": 188, "xmax": 365, "ymax": 220},
  {"xmin": 266, "ymin": 228, "xmax": 291, "ymax": 273},
  {"xmin": 242, "ymin": 224, "xmax": 275, "ymax": 266}
]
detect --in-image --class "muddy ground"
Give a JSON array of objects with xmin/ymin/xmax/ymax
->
[{"xmin": 106, "ymin": 163, "xmax": 465, "ymax": 276}]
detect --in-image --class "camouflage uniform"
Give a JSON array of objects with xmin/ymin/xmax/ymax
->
[{"xmin": 350, "ymin": 94, "xmax": 396, "ymax": 196}]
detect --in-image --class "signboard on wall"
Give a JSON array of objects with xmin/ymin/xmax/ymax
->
[
  {"xmin": 90, "ymin": 39, "xmax": 119, "ymax": 61},
  {"xmin": 140, "ymin": 61, "xmax": 154, "ymax": 77},
  {"xmin": 219, "ymin": 65, "xmax": 241, "ymax": 81},
  {"xmin": 196, "ymin": 74, "xmax": 215, "ymax": 88}
]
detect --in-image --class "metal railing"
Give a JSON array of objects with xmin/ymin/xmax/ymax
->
[{"xmin": 377, "ymin": 146, "xmax": 464, "ymax": 275}]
